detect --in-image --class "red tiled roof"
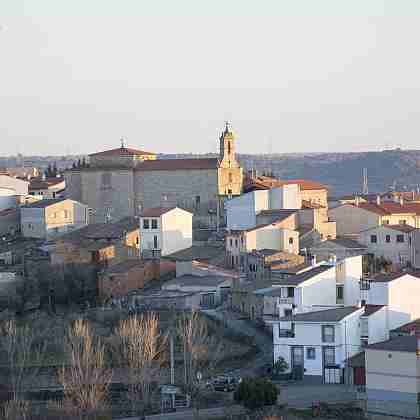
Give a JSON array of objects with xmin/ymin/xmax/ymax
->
[
  {"xmin": 89, "ymin": 146, "xmax": 155, "ymax": 157},
  {"xmin": 137, "ymin": 158, "xmax": 219, "ymax": 171},
  {"xmin": 244, "ymin": 176, "xmax": 328, "ymax": 192},
  {"xmin": 140, "ymin": 207, "xmax": 176, "ymax": 217},
  {"xmin": 386, "ymin": 224, "xmax": 417, "ymax": 233},
  {"xmin": 357, "ymin": 202, "xmax": 420, "ymax": 216}
]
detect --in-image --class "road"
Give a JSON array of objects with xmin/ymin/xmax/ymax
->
[{"xmin": 202, "ymin": 308, "xmax": 273, "ymax": 376}]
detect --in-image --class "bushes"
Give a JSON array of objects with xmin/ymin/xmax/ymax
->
[{"xmin": 234, "ymin": 377, "xmax": 278, "ymax": 409}]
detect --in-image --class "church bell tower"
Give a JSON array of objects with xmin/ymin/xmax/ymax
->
[{"xmin": 219, "ymin": 121, "xmax": 239, "ymax": 169}]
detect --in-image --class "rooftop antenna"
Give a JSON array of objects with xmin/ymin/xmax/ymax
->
[{"xmin": 362, "ymin": 168, "xmax": 368, "ymax": 195}]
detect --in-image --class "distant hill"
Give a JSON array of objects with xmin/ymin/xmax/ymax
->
[{"xmin": 237, "ymin": 149, "xmax": 420, "ymax": 197}]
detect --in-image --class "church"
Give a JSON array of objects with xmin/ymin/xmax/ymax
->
[{"xmin": 65, "ymin": 123, "xmax": 243, "ymax": 227}]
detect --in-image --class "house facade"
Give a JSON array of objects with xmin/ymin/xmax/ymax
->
[
  {"xmin": 139, "ymin": 207, "xmax": 193, "ymax": 257},
  {"xmin": 365, "ymin": 336, "xmax": 420, "ymax": 418},
  {"xmin": 28, "ymin": 177, "xmax": 66, "ymax": 199},
  {"xmin": 358, "ymin": 224, "xmax": 416, "ymax": 267},
  {"xmin": 21, "ymin": 199, "xmax": 89, "ymax": 239},
  {"xmin": 272, "ymin": 306, "xmax": 365, "ymax": 384}
]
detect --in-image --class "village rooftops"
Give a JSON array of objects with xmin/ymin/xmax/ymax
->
[
  {"xmin": 163, "ymin": 274, "xmax": 229, "ymax": 289},
  {"xmin": 279, "ymin": 306, "xmax": 362, "ymax": 323},
  {"xmin": 360, "ymin": 224, "xmax": 417, "ymax": 234},
  {"xmin": 21, "ymin": 198, "xmax": 68, "ymax": 209},
  {"xmin": 369, "ymin": 271, "xmax": 420, "ymax": 283},
  {"xmin": 244, "ymin": 175, "xmax": 328, "ymax": 192},
  {"xmin": 271, "ymin": 261, "xmax": 312, "ymax": 274},
  {"xmin": 103, "ymin": 259, "xmax": 147, "ymax": 274},
  {"xmin": 362, "ymin": 304, "xmax": 386, "ymax": 316},
  {"xmin": 366, "ymin": 335, "xmax": 417, "ymax": 353},
  {"xmin": 390, "ymin": 318, "xmax": 420, "ymax": 335},
  {"xmin": 351, "ymin": 202, "xmax": 420, "ymax": 216},
  {"xmin": 140, "ymin": 207, "xmax": 184, "ymax": 217},
  {"xmin": 269, "ymin": 264, "xmax": 333, "ymax": 287},
  {"xmin": 29, "ymin": 178, "xmax": 65, "ymax": 190},
  {"xmin": 257, "ymin": 209, "xmax": 298, "ymax": 218},
  {"xmin": 89, "ymin": 146, "xmax": 156, "ymax": 157},
  {"xmin": 57, "ymin": 217, "xmax": 138, "ymax": 243},
  {"xmin": 138, "ymin": 158, "xmax": 219, "ymax": 171},
  {"xmin": 322, "ymin": 238, "xmax": 367, "ymax": 249},
  {"xmin": 163, "ymin": 245, "xmax": 225, "ymax": 263}
]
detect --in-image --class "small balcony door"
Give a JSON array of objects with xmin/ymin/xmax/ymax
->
[{"xmin": 291, "ymin": 346, "xmax": 304, "ymax": 381}]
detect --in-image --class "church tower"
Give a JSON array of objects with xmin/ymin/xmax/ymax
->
[{"xmin": 219, "ymin": 122, "xmax": 239, "ymax": 169}]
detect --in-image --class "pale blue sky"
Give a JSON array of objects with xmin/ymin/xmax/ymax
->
[{"xmin": 1, "ymin": 1, "xmax": 420, "ymax": 156}]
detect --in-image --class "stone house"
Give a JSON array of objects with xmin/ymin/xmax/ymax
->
[{"xmin": 98, "ymin": 259, "xmax": 159, "ymax": 302}]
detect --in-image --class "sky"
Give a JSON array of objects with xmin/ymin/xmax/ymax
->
[{"xmin": 1, "ymin": 0, "xmax": 420, "ymax": 156}]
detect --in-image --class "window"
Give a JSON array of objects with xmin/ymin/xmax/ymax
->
[
  {"xmin": 153, "ymin": 235, "xmax": 158, "ymax": 249},
  {"xmin": 227, "ymin": 141, "xmax": 231, "ymax": 155},
  {"xmin": 195, "ymin": 195, "xmax": 201, "ymax": 208},
  {"xmin": 385, "ymin": 235, "xmax": 391, "ymax": 243},
  {"xmin": 383, "ymin": 220, "xmax": 389, "ymax": 225},
  {"xmin": 136, "ymin": 237, "xmax": 139, "ymax": 245},
  {"xmin": 370, "ymin": 235, "xmax": 377, "ymax": 243},
  {"xmin": 306, "ymin": 347, "xmax": 316, "ymax": 360},
  {"xmin": 399, "ymin": 219, "xmax": 407, "ymax": 225},
  {"xmin": 151, "ymin": 219, "xmax": 158, "ymax": 229},
  {"xmin": 241, "ymin": 236, "xmax": 244, "ymax": 245},
  {"xmin": 322, "ymin": 325, "xmax": 335, "ymax": 343},
  {"xmin": 289, "ymin": 237, "xmax": 294, "ymax": 245},
  {"xmin": 336, "ymin": 285, "xmax": 344, "ymax": 301},
  {"xmin": 323, "ymin": 347, "xmax": 335, "ymax": 366},
  {"xmin": 287, "ymin": 287, "xmax": 294, "ymax": 298},
  {"xmin": 284, "ymin": 309, "xmax": 293, "ymax": 317},
  {"xmin": 235, "ymin": 239, "xmax": 238, "ymax": 247},
  {"xmin": 63, "ymin": 210, "xmax": 69, "ymax": 219},
  {"xmin": 53, "ymin": 212, "xmax": 57, "ymax": 219},
  {"xmin": 101, "ymin": 173, "xmax": 112, "ymax": 188},
  {"xmin": 229, "ymin": 172, "xmax": 233, "ymax": 183},
  {"xmin": 143, "ymin": 219, "xmax": 150, "ymax": 229},
  {"xmin": 396, "ymin": 234, "xmax": 404, "ymax": 243},
  {"xmin": 230, "ymin": 238, "xmax": 233, "ymax": 247}
]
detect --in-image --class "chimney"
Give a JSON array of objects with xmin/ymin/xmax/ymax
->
[
  {"xmin": 376, "ymin": 195, "xmax": 381, "ymax": 206},
  {"xmin": 355, "ymin": 196, "xmax": 360, "ymax": 207}
]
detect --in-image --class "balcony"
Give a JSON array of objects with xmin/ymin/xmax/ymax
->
[{"xmin": 279, "ymin": 330, "xmax": 295, "ymax": 338}]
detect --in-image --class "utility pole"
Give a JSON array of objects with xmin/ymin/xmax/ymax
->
[{"xmin": 362, "ymin": 168, "xmax": 368, "ymax": 195}]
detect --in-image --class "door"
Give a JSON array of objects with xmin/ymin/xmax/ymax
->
[
  {"xmin": 323, "ymin": 346, "xmax": 342, "ymax": 384},
  {"xmin": 291, "ymin": 346, "xmax": 304, "ymax": 380}
]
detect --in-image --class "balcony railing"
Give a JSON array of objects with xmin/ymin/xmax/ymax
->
[{"xmin": 278, "ymin": 330, "xmax": 295, "ymax": 338}]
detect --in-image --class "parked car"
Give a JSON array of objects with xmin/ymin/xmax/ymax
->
[{"xmin": 207, "ymin": 375, "xmax": 241, "ymax": 392}]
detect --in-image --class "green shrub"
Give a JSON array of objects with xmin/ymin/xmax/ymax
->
[{"xmin": 234, "ymin": 377, "xmax": 278, "ymax": 409}]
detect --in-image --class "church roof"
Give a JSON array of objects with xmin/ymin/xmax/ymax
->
[
  {"xmin": 137, "ymin": 158, "xmax": 219, "ymax": 171},
  {"xmin": 89, "ymin": 146, "xmax": 156, "ymax": 157}
]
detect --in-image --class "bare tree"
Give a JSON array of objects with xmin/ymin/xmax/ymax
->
[
  {"xmin": 58, "ymin": 319, "xmax": 112, "ymax": 418},
  {"xmin": 112, "ymin": 313, "xmax": 167, "ymax": 416},
  {"xmin": 0, "ymin": 319, "xmax": 45, "ymax": 402},
  {"xmin": 177, "ymin": 311, "xmax": 223, "ymax": 419}
]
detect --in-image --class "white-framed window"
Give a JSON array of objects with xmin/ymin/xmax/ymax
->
[
  {"xmin": 306, "ymin": 347, "xmax": 316, "ymax": 360},
  {"xmin": 143, "ymin": 219, "xmax": 150, "ymax": 229},
  {"xmin": 151, "ymin": 219, "xmax": 158, "ymax": 229},
  {"xmin": 322, "ymin": 325, "xmax": 335, "ymax": 343}
]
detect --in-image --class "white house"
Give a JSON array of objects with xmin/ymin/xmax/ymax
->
[
  {"xmin": 365, "ymin": 335, "xmax": 420, "ymax": 418},
  {"xmin": 21, "ymin": 198, "xmax": 89, "ymax": 239},
  {"xmin": 256, "ymin": 255, "xmax": 362, "ymax": 318},
  {"xmin": 272, "ymin": 306, "xmax": 365, "ymax": 384},
  {"xmin": 358, "ymin": 224, "xmax": 416, "ymax": 267},
  {"xmin": 226, "ymin": 185, "xmax": 300, "ymax": 230},
  {"xmin": 28, "ymin": 177, "xmax": 66, "ymax": 199},
  {"xmin": 360, "ymin": 271, "xmax": 420, "ymax": 330},
  {"xmin": 0, "ymin": 175, "xmax": 29, "ymax": 197},
  {"xmin": 140, "ymin": 207, "xmax": 193, "ymax": 257}
]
